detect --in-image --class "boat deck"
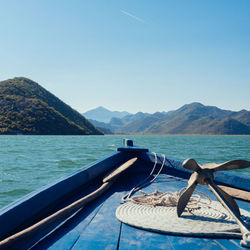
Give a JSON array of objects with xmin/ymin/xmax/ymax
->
[{"xmin": 30, "ymin": 160, "xmax": 250, "ymax": 250}]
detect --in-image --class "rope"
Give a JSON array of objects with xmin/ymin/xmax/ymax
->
[
  {"xmin": 130, "ymin": 188, "xmax": 212, "ymax": 212},
  {"xmin": 122, "ymin": 152, "xmax": 165, "ymax": 202},
  {"xmin": 122, "ymin": 153, "xmax": 211, "ymax": 212}
]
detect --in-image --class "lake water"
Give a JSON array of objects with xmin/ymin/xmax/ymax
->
[{"xmin": 0, "ymin": 135, "xmax": 249, "ymax": 209}]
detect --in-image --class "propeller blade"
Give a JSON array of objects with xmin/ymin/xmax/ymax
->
[
  {"xmin": 177, "ymin": 173, "xmax": 198, "ymax": 217},
  {"xmin": 182, "ymin": 158, "xmax": 201, "ymax": 172},
  {"xmin": 207, "ymin": 160, "xmax": 250, "ymax": 172},
  {"xmin": 214, "ymin": 185, "xmax": 241, "ymax": 217}
]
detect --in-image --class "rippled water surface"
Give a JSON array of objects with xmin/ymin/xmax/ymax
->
[{"xmin": 0, "ymin": 135, "xmax": 249, "ymax": 208}]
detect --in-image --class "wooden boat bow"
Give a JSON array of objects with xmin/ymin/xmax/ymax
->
[{"xmin": 0, "ymin": 158, "xmax": 137, "ymax": 249}]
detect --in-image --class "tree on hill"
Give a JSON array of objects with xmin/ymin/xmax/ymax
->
[{"xmin": 0, "ymin": 77, "xmax": 103, "ymax": 135}]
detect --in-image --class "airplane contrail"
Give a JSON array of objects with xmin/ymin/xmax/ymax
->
[{"xmin": 120, "ymin": 10, "xmax": 146, "ymax": 24}]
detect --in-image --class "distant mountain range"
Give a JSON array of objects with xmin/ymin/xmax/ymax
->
[
  {"xmin": 2, "ymin": 78, "xmax": 248, "ymax": 135},
  {"xmin": 83, "ymin": 106, "xmax": 130, "ymax": 123},
  {"xmin": 0, "ymin": 77, "xmax": 102, "ymax": 135},
  {"xmin": 87, "ymin": 103, "xmax": 250, "ymax": 135}
]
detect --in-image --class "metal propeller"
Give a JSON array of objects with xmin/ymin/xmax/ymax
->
[{"xmin": 177, "ymin": 158, "xmax": 250, "ymax": 247}]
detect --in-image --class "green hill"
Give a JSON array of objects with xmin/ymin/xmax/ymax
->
[{"xmin": 0, "ymin": 77, "xmax": 103, "ymax": 135}]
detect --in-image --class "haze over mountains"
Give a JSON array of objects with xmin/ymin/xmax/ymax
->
[
  {"xmin": 83, "ymin": 106, "xmax": 130, "ymax": 123},
  {"xmin": 85, "ymin": 104, "xmax": 250, "ymax": 135}
]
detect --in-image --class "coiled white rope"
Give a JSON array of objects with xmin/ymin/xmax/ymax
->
[
  {"xmin": 130, "ymin": 188, "xmax": 212, "ymax": 212},
  {"xmin": 122, "ymin": 153, "xmax": 211, "ymax": 212}
]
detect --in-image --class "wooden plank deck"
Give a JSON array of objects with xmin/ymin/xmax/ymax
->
[
  {"xmin": 118, "ymin": 174, "xmax": 246, "ymax": 249},
  {"xmin": 33, "ymin": 171, "xmax": 249, "ymax": 249}
]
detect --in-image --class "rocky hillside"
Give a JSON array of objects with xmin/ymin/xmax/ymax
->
[{"xmin": 0, "ymin": 77, "xmax": 103, "ymax": 135}]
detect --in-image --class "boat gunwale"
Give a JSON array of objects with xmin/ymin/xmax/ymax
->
[
  {"xmin": 0, "ymin": 145, "xmax": 249, "ymax": 245},
  {"xmin": 141, "ymin": 151, "xmax": 250, "ymax": 192},
  {"xmin": 0, "ymin": 150, "xmax": 129, "ymax": 240}
]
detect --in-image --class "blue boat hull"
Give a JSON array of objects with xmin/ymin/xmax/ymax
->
[{"xmin": 0, "ymin": 143, "xmax": 249, "ymax": 249}]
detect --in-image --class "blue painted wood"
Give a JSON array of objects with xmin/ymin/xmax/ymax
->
[
  {"xmin": 119, "ymin": 224, "xmax": 228, "ymax": 250},
  {"xmin": 33, "ymin": 187, "xmax": 127, "ymax": 249},
  {"xmin": 0, "ymin": 144, "xmax": 249, "ymax": 249},
  {"xmin": 30, "ymin": 179, "xmax": 110, "ymax": 249},
  {"xmin": 119, "ymin": 223, "xmax": 173, "ymax": 250},
  {"xmin": 71, "ymin": 191, "xmax": 122, "ymax": 249},
  {"xmin": 165, "ymin": 237, "xmax": 225, "ymax": 250},
  {"xmin": 118, "ymin": 172, "xmax": 249, "ymax": 249},
  {"xmin": 32, "ymin": 169, "xmax": 153, "ymax": 249},
  {"xmin": 0, "ymin": 151, "xmax": 127, "ymax": 241},
  {"xmin": 35, "ymin": 203, "xmax": 103, "ymax": 249},
  {"xmin": 141, "ymin": 152, "xmax": 250, "ymax": 191},
  {"xmin": 118, "ymin": 146, "xmax": 149, "ymax": 153},
  {"xmin": 212, "ymin": 239, "xmax": 243, "ymax": 249}
]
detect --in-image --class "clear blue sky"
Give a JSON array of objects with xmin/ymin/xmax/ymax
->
[{"xmin": 0, "ymin": 0, "xmax": 249, "ymax": 113}]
